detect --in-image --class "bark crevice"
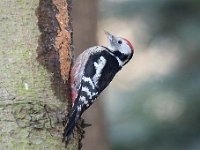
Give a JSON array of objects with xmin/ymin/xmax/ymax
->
[{"xmin": 36, "ymin": 0, "xmax": 72, "ymax": 103}]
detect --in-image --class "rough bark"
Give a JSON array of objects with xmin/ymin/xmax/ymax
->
[
  {"xmin": 0, "ymin": 0, "xmax": 80, "ymax": 149},
  {"xmin": 73, "ymin": 0, "xmax": 109, "ymax": 150}
]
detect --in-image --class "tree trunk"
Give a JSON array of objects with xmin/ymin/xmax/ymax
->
[{"xmin": 0, "ymin": 0, "xmax": 81, "ymax": 149}]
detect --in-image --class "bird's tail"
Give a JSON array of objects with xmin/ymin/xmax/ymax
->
[{"xmin": 63, "ymin": 108, "xmax": 79, "ymax": 142}]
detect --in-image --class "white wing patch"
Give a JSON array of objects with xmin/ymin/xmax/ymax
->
[
  {"xmin": 93, "ymin": 56, "xmax": 107, "ymax": 86},
  {"xmin": 82, "ymin": 76, "xmax": 95, "ymax": 89},
  {"xmin": 82, "ymin": 86, "xmax": 93, "ymax": 99},
  {"xmin": 80, "ymin": 96, "xmax": 88, "ymax": 105},
  {"xmin": 71, "ymin": 46, "xmax": 106, "ymax": 91},
  {"xmin": 77, "ymin": 105, "xmax": 82, "ymax": 111}
]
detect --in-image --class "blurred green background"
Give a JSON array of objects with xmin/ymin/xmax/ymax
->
[{"xmin": 98, "ymin": 0, "xmax": 200, "ymax": 150}]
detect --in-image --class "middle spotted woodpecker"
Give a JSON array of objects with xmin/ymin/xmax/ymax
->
[{"xmin": 63, "ymin": 31, "xmax": 134, "ymax": 142}]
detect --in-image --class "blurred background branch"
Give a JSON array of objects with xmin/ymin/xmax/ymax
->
[{"xmin": 73, "ymin": 0, "xmax": 109, "ymax": 150}]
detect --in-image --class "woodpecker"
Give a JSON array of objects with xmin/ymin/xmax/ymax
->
[{"xmin": 63, "ymin": 31, "xmax": 134, "ymax": 142}]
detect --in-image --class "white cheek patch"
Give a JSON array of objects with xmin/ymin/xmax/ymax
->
[
  {"xmin": 120, "ymin": 44, "xmax": 131, "ymax": 55},
  {"xmin": 93, "ymin": 56, "xmax": 107, "ymax": 85}
]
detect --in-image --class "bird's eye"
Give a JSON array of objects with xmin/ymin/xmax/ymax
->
[{"xmin": 118, "ymin": 40, "xmax": 122, "ymax": 44}]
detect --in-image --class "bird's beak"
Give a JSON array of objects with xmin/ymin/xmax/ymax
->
[{"xmin": 104, "ymin": 31, "xmax": 115, "ymax": 44}]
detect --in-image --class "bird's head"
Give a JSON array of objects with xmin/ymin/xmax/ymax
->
[{"xmin": 105, "ymin": 31, "xmax": 134, "ymax": 65}]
